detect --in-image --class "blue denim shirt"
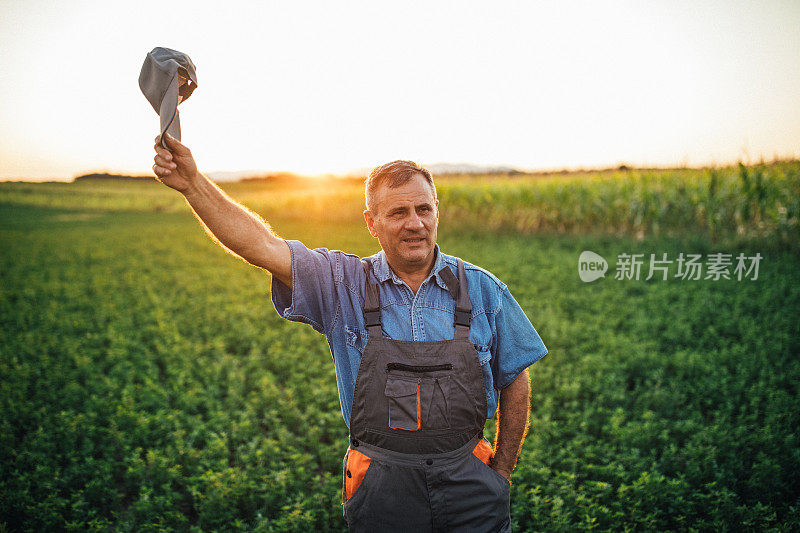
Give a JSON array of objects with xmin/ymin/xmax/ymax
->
[{"xmin": 271, "ymin": 241, "xmax": 548, "ymax": 428}]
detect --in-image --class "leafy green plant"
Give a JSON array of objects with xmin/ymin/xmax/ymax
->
[{"xmin": 1, "ymin": 165, "xmax": 799, "ymax": 530}]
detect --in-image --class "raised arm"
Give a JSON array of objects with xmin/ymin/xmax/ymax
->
[{"xmin": 152, "ymin": 133, "xmax": 292, "ymax": 288}]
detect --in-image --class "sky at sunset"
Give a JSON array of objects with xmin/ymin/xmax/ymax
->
[{"xmin": 1, "ymin": 0, "xmax": 799, "ymax": 181}]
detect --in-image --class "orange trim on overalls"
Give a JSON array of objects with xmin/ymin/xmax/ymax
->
[
  {"xmin": 472, "ymin": 438, "xmax": 494, "ymax": 466},
  {"xmin": 388, "ymin": 383, "xmax": 422, "ymax": 431},
  {"xmin": 345, "ymin": 448, "xmax": 372, "ymax": 500}
]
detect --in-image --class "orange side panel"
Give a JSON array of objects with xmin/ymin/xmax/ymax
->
[
  {"xmin": 345, "ymin": 448, "xmax": 371, "ymax": 501},
  {"xmin": 472, "ymin": 438, "xmax": 494, "ymax": 466}
]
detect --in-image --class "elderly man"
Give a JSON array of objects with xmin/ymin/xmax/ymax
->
[{"xmin": 152, "ymin": 133, "xmax": 548, "ymax": 532}]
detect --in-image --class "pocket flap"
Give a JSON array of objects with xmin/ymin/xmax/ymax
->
[{"xmin": 385, "ymin": 378, "xmax": 419, "ymax": 398}]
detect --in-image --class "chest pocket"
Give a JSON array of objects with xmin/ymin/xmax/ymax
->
[
  {"xmin": 384, "ymin": 364, "xmax": 453, "ymax": 430},
  {"xmin": 385, "ymin": 377, "xmax": 421, "ymax": 430},
  {"xmin": 474, "ymin": 344, "xmax": 492, "ymax": 365}
]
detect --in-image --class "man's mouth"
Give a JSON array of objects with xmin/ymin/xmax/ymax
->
[{"xmin": 403, "ymin": 237, "xmax": 426, "ymax": 244}]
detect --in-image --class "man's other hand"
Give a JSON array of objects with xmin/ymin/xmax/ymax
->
[
  {"xmin": 152, "ymin": 134, "xmax": 199, "ymax": 193},
  {"xmin": 491, "ymin": 462, "xmax": 512, "ymax": 483}
]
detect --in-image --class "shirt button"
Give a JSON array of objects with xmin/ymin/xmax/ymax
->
[
  {"xmin": 346, "ymin": 470, "xmax": 352, "ymax": 478},
  {"xmin": 426, "ymin": 459, "xmax": 433, "ymax": 465},
  {"xmin": 352, "ymin": 439, "xmax": 359, "ymax": 447}
]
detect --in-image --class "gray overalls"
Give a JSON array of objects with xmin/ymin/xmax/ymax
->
[{"xmin": 342, "ymin": 258, "xmax": 512, "ymax": 532}]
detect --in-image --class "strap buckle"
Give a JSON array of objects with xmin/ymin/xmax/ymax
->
[
  {"xmin": 454, "ymin": 309, "xmax": 471, "ymax": 327},
  {"xmin": 364, "ymin": 310, "xmax": 381, "ymax": 328}
]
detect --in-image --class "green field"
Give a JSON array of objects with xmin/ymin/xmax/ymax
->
[{"xmin": 1, "ymin": 164, "xmax": 799, "ymax": 531}]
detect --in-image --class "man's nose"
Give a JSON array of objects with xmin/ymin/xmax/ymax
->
[{"xmin": 405, "ymin": 212, "xmax": 424, "ymax": 229}]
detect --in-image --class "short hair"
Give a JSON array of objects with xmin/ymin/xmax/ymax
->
[{"xmin": 365, "ymin": 160, "xmax": 436, "ymax": 213}]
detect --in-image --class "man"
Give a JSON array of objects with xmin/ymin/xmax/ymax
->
[{"xmin": 152, "ymin": 133, "xmax": 548, "ymax": 532}]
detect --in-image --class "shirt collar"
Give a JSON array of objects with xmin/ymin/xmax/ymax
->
[{"xmin": 373, "ymin": 244, "xmax": 450, "ymax": 291}]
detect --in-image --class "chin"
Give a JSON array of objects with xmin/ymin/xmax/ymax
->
[{"xmin": 402, "ymin": 247, "xmax": 433, "ymax": 264}]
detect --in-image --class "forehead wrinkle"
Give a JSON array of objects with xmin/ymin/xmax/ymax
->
[{"xmin": 375, "ymin": 182, "xmax": 436, "ymax": 215}]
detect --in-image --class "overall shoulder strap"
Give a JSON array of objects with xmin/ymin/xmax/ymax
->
[
  {"xmin": 453, "ymin": 258, "xmax": 473, "ymax": 339},
  {"xmin": 438, "ymin": 259, "xmax": 473, "ymax": 340},
  {"xmin": 362, "ymin": 260, "xmax": 382, "ymax": 338}
]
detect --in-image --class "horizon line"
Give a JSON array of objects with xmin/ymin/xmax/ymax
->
[{"xmin": 3, "ymin": 155, "xmax": 799, "ymax": 183}]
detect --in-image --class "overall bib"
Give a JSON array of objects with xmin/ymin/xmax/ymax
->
[{"xmin": 342, "ymin": 259, "xmax": 512, "ymax": 532}]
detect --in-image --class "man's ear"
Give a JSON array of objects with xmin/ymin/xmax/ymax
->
[{"xmin": 364, "ymin": 209, "xmax": 378, "ymax": 238}]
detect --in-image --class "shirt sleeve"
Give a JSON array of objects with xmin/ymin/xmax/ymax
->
[
  {"xmin": 491, "ymin": 287, "xmax": 548, "ymax": 390},
  {"xmin": 270, "ymin": 239, "xmax": 340, "ymax": 335}
]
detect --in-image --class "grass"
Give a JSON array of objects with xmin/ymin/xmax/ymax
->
[{"xmin": 1, "ymin": 164, "xmax": 799, "ymax": 531}]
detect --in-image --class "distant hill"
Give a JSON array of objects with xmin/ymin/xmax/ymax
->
[
  {"xmin": 236, "ymin": 172, "xmax": 303, "ymax": 183},
  {"xmin": 424, "ymin": 163, "xmax": 522, "ymax": 175},
  {"xmin": 73, "ymin": 173, "xmax": 155, "ymax": 182},
  {"xmin": 69, "ymin": 161, "xmax": 735, "ymax": 186},
  {"xmin": 207, "ymin": 170, "xmax": 271, "ymax": 182}
]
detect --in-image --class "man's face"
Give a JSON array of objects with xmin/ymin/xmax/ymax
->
[{"xmin": 364, "ymin": 173, "xmax": 439, "ymax": 271}]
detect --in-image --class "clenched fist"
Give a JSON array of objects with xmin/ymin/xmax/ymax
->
[{"xmin": 152, "ymin": 133, "xmax": 199, "ymax": 193}]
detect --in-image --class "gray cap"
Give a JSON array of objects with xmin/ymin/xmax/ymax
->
[{"xmin": 139, "ymin": 47, "xmax": 198, "ymax": 149}]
